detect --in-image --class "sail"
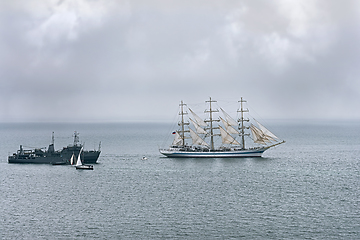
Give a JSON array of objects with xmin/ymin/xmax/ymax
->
[
  {"xmin": 172, "ymin": 131, "xmax": 183, "ymax": 146},
  {"xmin": 189, "ymin": 108, "xmax": 207, "ymax": 127},
  {"xmin": 219, "ymin": 126, "xmax": 241, "ymax": 145},
  {"xmin": 70, "ymin": 154, "xmax": 74, "ymax": 165},
  {"xmin": 160, "ymin": 97, "xmax": 285, "ymax": 159},
  {"xmin": 190, "ymin": 118, "xmax": 208, "ymax": 134},
  {"xmin": 220, "ymin": 108, "xmax": 238, "ymax": 126},
  {"xmin": 250, "ymin": 124, "xmax": 267, "ymax": 144},
  {"xmin": 219, "ymin": 116, "xmax": 239, "ymax": 134},
  {"xmin": 254, "ymin": 119, "xmax": 279, "ymax": 141},
  {"xmin": 189, "ymin": 128, "xmax": 209, "ymax": 146},
  {"xmin": 75, "ymin": 147, "xmax": 83, "ymax": 166},
  {"xmin": 250, "ymin": 124, "xmax": 273, "ymax": 144}
]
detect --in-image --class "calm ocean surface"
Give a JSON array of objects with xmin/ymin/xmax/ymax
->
[{"xmin": 0, "ymin": 121, "xmax": 359, "ymax": 239}]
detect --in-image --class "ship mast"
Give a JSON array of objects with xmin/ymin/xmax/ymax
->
[
  {"xmin": 238, "ymin": 97, "xmax": 249, "ymax": 149},
  {"xmin": 205, "ymin": 97, "xmax": 219, "ymax": 150},
  {"xmin": 48, "ymin": 131, "xmax": 55, "ymax": 153},
  {"xmin": 179, "ymin": 100, "xmax": 188, "ymax": 147},
  {"xmin": 73, "ymin": 131, "xmax": 80, "ymax": 146}
]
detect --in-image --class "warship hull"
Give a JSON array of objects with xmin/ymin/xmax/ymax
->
[
  {"xmin": 7, "ymin": 154, "xmax": 99, "ymax": 164},
  {"xmin": 83, "ymin": 151, "xmax": 101, "ymax": 164},
  {"xmin": 8, "ymin": 154, "xmax": 65, "ymax": 164}
]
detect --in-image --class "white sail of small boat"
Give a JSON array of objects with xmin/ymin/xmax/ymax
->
[
  {"xmin": 75, "ymin": 147, "xmax": 83, "ymax": 166},
  {"xmin": 159, "ymin": 97, "xmax": 285, "ymax": 158},
  {"xmin": 75, "ymin": 147, "xmax": 93, "ymax": 170},
  {"xmin": 70, "ymin": 153, "xmax": 75, "ymax": 165}
]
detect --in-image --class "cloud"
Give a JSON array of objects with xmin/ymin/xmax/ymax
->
[
  {"xmin": 23, "ymin": 0, "xmax": 130, "ymax": 46},
  {"xmin": 0, "ymin": 0, "xmax": 359, "ymax": 122}
]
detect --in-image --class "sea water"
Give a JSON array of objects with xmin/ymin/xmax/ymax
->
[{"xmin": 0, "ymin": 121, "xmax": 359, "ymax": 239}]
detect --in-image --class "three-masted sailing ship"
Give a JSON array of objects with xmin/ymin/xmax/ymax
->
[{"xmin": 159, "ymin": 97, "xmax": 285, "ymax": 158}]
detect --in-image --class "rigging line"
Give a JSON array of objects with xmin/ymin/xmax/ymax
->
[
  {"xmin": 161, "ymin": 104, "xmax": 182, "ymax": 148},
  {"xmin": 216, "ymin": 96, "xmax": 242, "ymax": 102},
  {"xmin": 246, "ymin": 102, "xmax": 268, "ymax": 122},
  {"xmin": 186, "ymin": 101, "xmax": 207, "ymax": 109},
  {"xmin": 245, "ymin": 101, "xmax": 275, "ymax": 129},
  {"xmin": 52, "ymin": 136, "xmax": 71, "ymax": 139},
  {"xmin": 216, "ymin": 100, "xmax": 241, "ymax": 111}
]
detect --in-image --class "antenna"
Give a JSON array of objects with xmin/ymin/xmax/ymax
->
[{"xmin": 73, "ymin": 131, "xmax": 80, "ymax": 146}]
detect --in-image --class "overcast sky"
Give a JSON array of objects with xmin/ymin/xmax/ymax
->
[{"xmin": 0, "ymin": 0, "xmax": 359, "ymax": 122}]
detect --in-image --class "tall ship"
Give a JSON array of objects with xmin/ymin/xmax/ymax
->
[
  {"xmin": 8, "ymin": 131, "xmax": 101, "ymax": 164},
  {"xmin": 159, "ymin": 97, "xmax": 285, "ymax": 158}
]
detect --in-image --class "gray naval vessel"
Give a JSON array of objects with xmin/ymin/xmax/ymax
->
[
  {"xmin": 8, "ymin": 132, "xmax": 101, "ymax": 164},
  {"xmin": 8, "ymin": 143, "xmax": 63, "ymax": 164},
  {"xmin": 60, "ymin": 131, "xmax": 101, "ymax": 164}
]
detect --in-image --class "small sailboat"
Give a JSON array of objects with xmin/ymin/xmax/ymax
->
[
  {"xmin": 75, "ymin": 147, "xmax": 93, "ymax": 170},
  {"xmin": 142, "ymin": 156, "xmax": 147, "ymax": 160},
  {"xmin": 159, "ymin": 97, "xmax": 285, "ymax": 158},
  {"xmin": 70, "ymin": 153, "xmax": 75, "ymax": 165}
]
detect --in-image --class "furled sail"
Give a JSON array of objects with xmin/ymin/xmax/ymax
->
[
  {"xmin": 220, "ymin": 108, "xmax": 238, "ymax": 126},
  {"xmin": 254, "ymin": 119, "xmax": 279, "ymax": 141},
  {"xmin": 190, "ymin": 118, "xmax": 208, "ymax": 134},
  {"xmin": 189, "ymin": 108, "xmax": 207, "ymax": 127},
  {"xmin": 219, "ymin": 126, "xmax": 241, "ymax": 145},
  {"xmin": 172, "ymin": 131, "xmax": 183, "ymax": 146},
  {"xmin": 219, "ymin": 116, "xmax": 239, "ymax": 134},
  {"xmin": 189, "ymin": 128, "xmax": 209, "ymax": 146}
]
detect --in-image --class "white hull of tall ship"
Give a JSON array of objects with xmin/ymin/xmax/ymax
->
[{"xmin": 159, "ymin": 148, "xmax": 266, "ymax": 158}]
